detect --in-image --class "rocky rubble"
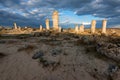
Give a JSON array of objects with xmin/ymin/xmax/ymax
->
[{"xmin": 96, "ymin": 38, "xmax": 120, "ymax": 62}]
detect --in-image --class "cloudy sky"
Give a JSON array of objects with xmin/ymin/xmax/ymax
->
[{"xmin": 0, "ymin": 0, "xmax": 120, "ymax": 28}]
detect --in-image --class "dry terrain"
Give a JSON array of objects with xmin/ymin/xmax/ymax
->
[{"xmin": 0, "ymin": 29, "xmax": 120, "ymax": 80}]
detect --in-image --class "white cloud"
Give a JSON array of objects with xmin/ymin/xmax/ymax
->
[{"xmin": 81, "ymin": 22, "xmax": 91, "ymax": 25}]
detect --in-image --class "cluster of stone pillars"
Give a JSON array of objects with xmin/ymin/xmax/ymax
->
[
  {"xmin": 45, "ymin": 10, "xmax": 60, "ymax": 31},
  {"xmin": 45, "ymin": 10, "xmax": 107, "ymax": 34},
  {"xmin": 90, "ymin": 20, "xmax": 107, "ymax": 34},
  {"xmin": 13, "ymin": 10, "xmax": 107, "ymax": 34},
  {"xmin": 75, "ymin": 24, "xmax": 84, "ymax": 33},
  {"xmin": 75, "ymin": 19, "xmax": 107, "ymax": 34}
]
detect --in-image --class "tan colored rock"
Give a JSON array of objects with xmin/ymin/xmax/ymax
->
[
  {"xmin": 13, "ymin": 23, "xmax": 17, "ymax": 29},
  {"xmin": 79, "ymin": 24, "xmax": 84, "ymax": 33},
  {"xmin": 52, "ymin": 10, "xmax": 59, "ymax": 30},
  {"xmin": 40, "ymin": 25, "xmax": 43, "ymax": 32},
  {"xmin": 58, "ymin": 27, "xmax": 62, "ymax": 32},
  {"xmin": 75, "ymin": 25, "xmax": 79, "ymax": 33},
  {"xmin": 102, "ymin": 20, "xmax": 107, "ymax": 34},
  {"xmin": 45, "ymin": 19, "xmax": 50, "ymax": 30},
  {"xmin": 18, "ymin": 26, "xmax": 21, "ymax": 31},
  {"xmin": 91, "ymin": 20, "xmax": 96, "ymax": 34}
]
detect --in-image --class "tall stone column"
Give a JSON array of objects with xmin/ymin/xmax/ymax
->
[
  {"xmin": 75, "ymin": 25, "xmax": 79, "ymax": 33},
  {"xmin": 52, "ymin": 10, "xmax": 59, "ymax": 30},
  {"xmin": 45, "ymin": 19, "xmax": 50, "ymax": 30},
  {"xmin": 40, "ymin": 25, "xmax": 43, "ymax": 32},
  {"xmin": 102, "ymin": 20, "xmax": 107, "ymax": 34},
  {"xmin": 13, "ymin": 23, "xmax": 17, "ymax": 29},
  {"xmin": 79, "ymin": 24, "xmax": 84, "ymax": 33},
  {"xmin": 91, "ymin": 20, "xmax": 96, "ymax": 34}
]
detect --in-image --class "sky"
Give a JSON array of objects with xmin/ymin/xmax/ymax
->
[{"xmin": 0, "ymin": 0, "xmax": 120, "ymax": 28}]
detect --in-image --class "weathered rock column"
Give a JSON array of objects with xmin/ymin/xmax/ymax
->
[
  {"xmin": 79, "ymin": 24, "xmax": 84, "ymax": 33},
  {"xmin": 45, "ymin": 19, "xmax": 50, "ymax": 30},
  {"xmin": 91, "ymin": 20, "xmax": 96, "ymax": 34},
  {"xmin": 75, "ymin": 25, "xmax": 79, "ymax": 33},
  {"xmin": 40, "ymin": 25, "xmax": 43, "ymax": 32},
  {"xmin": 58, "ymin": 27, "xmax": 62, "ymax": 32},
  {"xmin": 18, "ymin": 26, "xmax": 21, "ymax": 31},
  {"xmin": 13, "ymin": 23, "xmax": 17, "ymax": 29},
  {"xmin": 52, "ymin": 10, "xmax": 59, "ymax": 30},
  {"xmin": 102, "ymin": 20, "xmax": 107, "ymax": 34}
]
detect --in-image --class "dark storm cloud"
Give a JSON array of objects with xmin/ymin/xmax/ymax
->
[
  {"xmin": 0, "ymin": 9, "xmax": 45, "ymax": 27},
  {"xmin": 0, "ymin": 0, "xmax": 120, "ymax": 27}
]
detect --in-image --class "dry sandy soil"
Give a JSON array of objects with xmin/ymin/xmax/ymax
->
[{"xmin": 0, "ymin": 31, "xmax": 120, "ymax": 80}]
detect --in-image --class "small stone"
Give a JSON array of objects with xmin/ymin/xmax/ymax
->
[
  {"xmin": 32, "ymin": 51, "xmax": 44, "ymax": 59},
  {"xmin": 51, "ymin": 49, "xmax": 62, "ymax": 56},
  {"xmin": 108, "ymin": 64, "xmax": 118, "ymax": 75}
]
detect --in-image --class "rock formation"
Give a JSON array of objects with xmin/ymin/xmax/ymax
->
[
  {"xmin": 91, "ymin": 20, "xmax": 96, "ymax": 34},
  {"xmin": 102, "ymin": 20, "xmax": 107, "ymax": 34},
  {"xmin": 79, "ymin": 24, "xmax": 84, "ymax": 33},
  {"xmin": 40, "ymin": 25, "xmax": 43, "ymax": 32},
  {"xmin": 75, "ymin": 25, "xmax": 79, "ymax": 33},
  {"xmin": 52, "ymin": 11, "xmax": 59, "ymax": 30},
  {"xmin": 45, "ymin": 19, "xmax": 50, "ymax": 30},
  {"xmin": 58, "ymin": 27, "xmax": 62, "ymax": 32},
  {"xmin": 13, "ymin": 23, "xmax": 17, "ymax": 29},
  {"xmin": 18, "ymin": 26, "xmax": 21, "ymax": 31}
]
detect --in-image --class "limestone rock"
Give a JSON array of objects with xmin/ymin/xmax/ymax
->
[
  {"xmin": 40, "ymin": 25, "xmax": 43, "ymax": 31},
  {"xmin": 13, "ymin": 23, "xmax": 17, "ymax": 29},
  {"xmin": 75, "ymin": 25, "xmax": 79, "ymax": 34},
  {"xmin": 45, "ymin": 19, "xmax": 50, "ymax": 30},
  {"xmin": 52, "ymin": 10, "xmax": 59, "ymax": 30},
  {"xmin": 102, "ymin": 20, "xmax": 107, "ymax": 34},
  {"xmin": 91, "ymin": 20, "xmax": 96, "ymax": 34},
  {"xmin": 79, "ymin": 24, "xmax": 84, "ymax": 33},
  {"xmin": 96, "ymin": 42, "xmax": 120, "ymax": 61}
]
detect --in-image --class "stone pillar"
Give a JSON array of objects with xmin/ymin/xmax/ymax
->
[
  {"xmin": 58, "ymin": 27, "xmax": 62, "ymax": 32},
  {"xmin": 13, "ymin": 23, "xmax": 17, "ymax": 29},
  {"xmin": 18, "ymin": 26, "xmax": 21, "ymax": 31},
  {"xmin": 45, "ymin": 19, "xmax": 50, "ymax": 30},
  {"xmin": 75, "ymin": 25, "xmax": 79, "ymax": 33},
  {"xmin": 91, "ymin": 20, "xmax": 96, "ymax": 34},
  {"xmin": 52, "ymin": 10, "xmax": 59, "ymax": 30},
  {"xmin": 102, "ymin": 20, "xmax": 107, "ymax": 34},
  {"xmin": 79, "ymin": 24, "xmax": 84, "ymax": 33},
  {"xmin": 40, "ymin": 25, "xmax": 43, "ymax": 31}
]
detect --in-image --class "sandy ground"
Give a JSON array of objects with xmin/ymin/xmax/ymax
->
[{"xmin": 0, "ymin": 34, "xmax": 119, "ymax": 80}]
